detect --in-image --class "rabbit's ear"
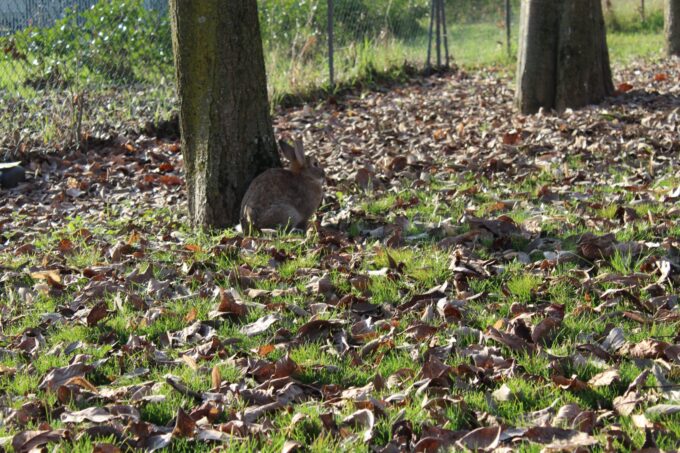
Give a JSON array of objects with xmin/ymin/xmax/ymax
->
[
  {"xmin": 293, "ymin": 139, "xmax": 306, "ymax": 165},
  {"xmin": 279, "ymin": 140, "xmax": 297, "ymax": 162}
]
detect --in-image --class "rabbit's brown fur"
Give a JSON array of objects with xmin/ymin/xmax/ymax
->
[{"xmin": 240, "ymin": 139, "xmax": 324, "ymax": 232}]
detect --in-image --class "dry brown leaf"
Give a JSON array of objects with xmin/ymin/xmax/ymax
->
[
  {"xmin": 492, "ymin": 384, "xmax": 514, "ymax": 402},
  {"xmin": 588, "ymin": 369, "xmax": 620, "ymax": 387},
  {"xmin": 456, "ymin": 425, "xmax": 501, "ymax": 451},
  {"xmin": 12, "ymin": 429, "xmax": 69, "ymax": 452},
  {"xmin": 29, "ymin": 269, "xmax": 61, "ymax": 283},
  {"xmin": 531, "ymin": 317, "xmax": 561, "ymax": 345},
  {"xmin": 211, "ymin": 365, "xmax": 221, "ymax": 390},
  {"xmin": 645, "ymin": 404, "xmax": 680, "ymax": 417},
  {"xmin": 614, "ymin": 390, "xmax": 643, "ymax": 416},
  {"xmin": 180, "ymin": 355, "xmax": 198, "ymax": 371},
  {"xmin": 627, "ymin": 339, "xmax": 669, "ymax": 359},
  {"xmin": 297, "ymin": 319, "xmax": 343, "ymax": 342},
  {"xmin": 282, "ymin": 440, "xmax": 303, "ymax": 453},
  {"xmin": 86, "ymin": 301, "xmax": 109, "ymax": 327},
  {"xmin": 241, "ymin": 314, "xmax": 281, "ymax": 337},
  {"xmin": 173, "ymin": 408, "xmax": 196, "ymax": 438},
  {"xmin": 93, "ymin": 444, "xmax": 122, "ymax": 453},
  {"xmin": 39, "ymin": 363, "xmax": 93, "ymax": 393},
  {"xmin": 486, "ymin": 327, "xmax": 535, "ymax": 354},
  {"xmin": 341, "ymin": 408, "xmax": 375, "ymax": 429},
  {"xmin": 551, "ymin": 374, "xmax": 589, "ymax": 392},
  {"xmin": 214, "ymin": 287, "xmax": 248, "ymax": 317}
]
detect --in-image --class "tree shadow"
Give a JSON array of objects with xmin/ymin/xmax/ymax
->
[{"xmin": 605, "ymin": 89, "xmax": 680, "ymax": 114}]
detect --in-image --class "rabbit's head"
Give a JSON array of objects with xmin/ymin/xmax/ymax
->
[{"xmin": 279, "ymin": 139, "xmax": 325, "ymax": 185}]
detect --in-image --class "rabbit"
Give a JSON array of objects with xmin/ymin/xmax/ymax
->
[{"xmin": 240, "ymin": 139, "xmax": 325, "ymax": 232}]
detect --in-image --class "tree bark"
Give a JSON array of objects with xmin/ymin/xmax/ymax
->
[
  {"xmin": 516, "ymin": 0, "xmax": 614, "ymax": 114},
  {"xmin": 169, "ymin": 1, "xmax": 279, "ymax": 228},
  {"xmin": 667, "ymin": 0, "xmax": 680, "ymax": 56}
]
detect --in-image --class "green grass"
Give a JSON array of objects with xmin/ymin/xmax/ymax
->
[
  {"xmin": 607, "ymin": 31, "xmax": 665, "ymax": 64},
  {"xmin": 1, "ymin": 156, "xmax": 678, "ymax": 451},
  {"xmin": 0, "ymin": 4, "xmax": 677, "ymax": 451},
  {"xmin": 604, "ymin": 0, "xmax": 665, "ymax": 33}
]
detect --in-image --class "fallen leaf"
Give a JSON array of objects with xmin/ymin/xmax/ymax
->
[
  {"xmin": 645, "ymin": 404, "xmax": 680, "ymax": 417},
  {"xmin": 12, "ymin": 429, "xmax": 69, "ymax": 452},
  {"xmin": 282, "ymin": 440, "xmax": 303, "ymax": 453},
  {"xmin": 551, "ymin": 374, "xmax": 589, "ymax": 392},
  {"xmin": 39, "ymin": 363, "xmax": 93, "ymax": 393},
  {"xmin": 588, "ymin": 369, "xmax": 620, "ymax": 387},
  {"xmin": 627, "ymin": 339, "xmax": 669, "ymax": 359},
  {"xmin": 241, "ymin": 314, "xmax": 281, "ymax": 337},
  {"xmin": 531, "ymin": 317, "xmax": 561, "ymax": 345},
  {"xmin": 492, "ymin": 383, "xmax": 514, "ymax": 402},
  {"xmin": 173, "ymin": 408, "xmax": 196, "ymax": 438},
  {"xmin": 614, "ymin": 391, "xmax": 642, "ymax": 416},
  {"xmin": 211, "ymin": 366, "xmax": 221, "ymax": 390},
  {"xmin": 486, "ymin": 327, "xmax": 535, "ymax": 354},
  {"xmin": 617, "ymin": 82, "xmax": 634, "ymax": 92},
  {"xmin": 456, "ymin": 425, "xmax": 501, "ymax": 451}
]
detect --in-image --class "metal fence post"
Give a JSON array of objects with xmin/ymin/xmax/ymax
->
[
  {"xmin": 440, "ymin": 0, "xmax": 449, "ymax": 68},
  {"xmin": 505, "ymin": 0, "xmax": 511, "ymax": 56},
  {"xmin": 328, "ymin": 0, "xmax": 335, "ymax": 88},
  {"xmin": 426, "ymin": 0, "xmax": 435, "ymax": 68},
  {"xmin": 435, "ymin": 0, "xmax": 441, "ymax": 67}
]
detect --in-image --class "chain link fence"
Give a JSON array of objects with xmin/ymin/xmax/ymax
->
[
  {"xmin": 0, "ymin": 0, "xmax": 662, "ymax": 158},
  {"xmin": 0, "ymin": 0, "xmax": 174, "ymax": 157}
]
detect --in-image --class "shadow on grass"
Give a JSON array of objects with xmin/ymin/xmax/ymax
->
[{"xmin": 607, "ymin": 89, "xmax": 680, "ymax": 114}]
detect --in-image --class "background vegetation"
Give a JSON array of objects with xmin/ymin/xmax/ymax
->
[{"xmin": 0, "ymin": 0, "xmax": 668, "ymax": 153}]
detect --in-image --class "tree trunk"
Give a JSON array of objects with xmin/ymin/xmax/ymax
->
[
  {"xmin": 516, "ymin": 0, "xmax": 614, "ymax": 114},
  {"xmin": 667, "ymin": 0, "xmax": 680, "ymax": 56},
  {"xmin": 169, "ymin": 1, "xmax": 279, "ymax": 228}
]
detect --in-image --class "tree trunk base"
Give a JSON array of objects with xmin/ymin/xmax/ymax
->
[
  {"xmin": 170, "ymin": 1, "xmax": 279, "ymax": 228},
  {"xmin": 516, "ymin": 0, "xmax": 614, "ymax": 114}
]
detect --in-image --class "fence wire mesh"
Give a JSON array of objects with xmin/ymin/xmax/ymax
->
[
  {"xmin": 0, "ymin": 0, "xmax": 174, "ymax": 156},
  {"xmin": 0, "ymin": 0, "xmax": 662, "ymax": 158}
]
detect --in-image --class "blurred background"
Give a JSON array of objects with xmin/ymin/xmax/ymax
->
[{"xmin": 0, "ymin": 0, "xmax": 666, "ymax": 157}]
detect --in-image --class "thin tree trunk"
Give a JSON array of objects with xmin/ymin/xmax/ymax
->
[
  {"xmin": 516, "ymin": 0, "xmax": 614, "ymax": 114},
  {"xmin": 169, "ymin": 1, "xmax": 279, "ymax": 228},
  {"xmin": 667, "ymin": 0, "xmax": 680, "ymax": 56}
]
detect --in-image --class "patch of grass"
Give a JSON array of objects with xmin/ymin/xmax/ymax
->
[
  {"xmin": 607, "ymin": 31, "xmax": 665, "ymax": 63},
  {"xmin": 1, "ymin": 14, "xmax": 678, "ymax": 451},
  {"xmin": 604, "ymin": 0, "xmax": 664, "ymax": 33},
  {"xmin": 506, "ymin": 272, "xmax": 542, "ymax": 303}
]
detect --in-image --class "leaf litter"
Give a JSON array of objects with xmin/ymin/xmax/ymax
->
[{"xmin": 0, "ymin": 59, "xmax": 679, "ymax": 451}]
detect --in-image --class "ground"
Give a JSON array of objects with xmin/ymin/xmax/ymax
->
[{"xmin": 0, "ymin": 58, "xmax": 679, "ymax": 452}]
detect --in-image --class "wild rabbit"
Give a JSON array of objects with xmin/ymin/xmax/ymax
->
[{"xmin": 240, "ymin": 139, "xmax": 325, "ymax": 232}]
